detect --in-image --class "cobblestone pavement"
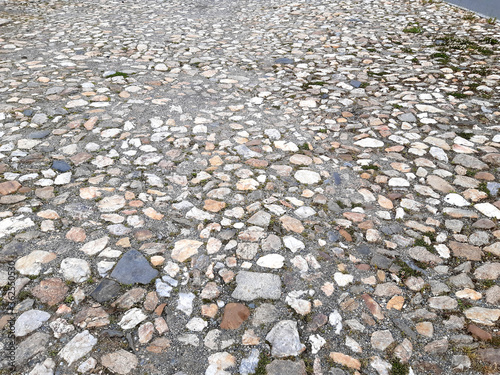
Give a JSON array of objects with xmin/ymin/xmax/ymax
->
[{"xmin": 0, "ymin": 0, "xmax": 499, "ymax": 374}]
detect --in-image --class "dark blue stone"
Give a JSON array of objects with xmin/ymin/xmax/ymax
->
[
  {"xmin": 274, "ymin": 58, "xmax": 295, "ymax": 64},
  {"xmin": 28, "ymin": 130, "xmax": 51, "ymax": 139},
  {"xmin": 49, "ymin": 107, "xmax": 68, "ymax": 116},
  {"xmin": 333, "ymin": 172, "xmax": 342, "ymax": 185},
  {"xmin": 356, "ymin": 244, "xmax": 372, "ymax": 256},
  {"xmin": 370, "ymin": 254, "xmax": 392, "ymax": 269},
  {"xmin": 327, "ymin": 231, "xmax": 340, "ymax": 242},
  {"xmin": 380, "ymin": 224, "xmax": 402, "ymax": 235},
  {"xmin": 111, "ymin": 249, "xmax": 158, "ymax": 285},
  {"xmin": 52, "ymin": 160, "xmax": 71, "ymax": 172},
  {"xmin": 90, "ymin": 279, "xmax": 121, "ymax": 302},
  {"xmin": 320, "ymin": 93, "xmax": 329, "ymax": 99},
  {"xmin": 350, "ymin": 80, "xmax": 362, "ymax": 88},
  {"xmin": 23, "ymin": 109, "xmax": 34, "ymax": 116}
]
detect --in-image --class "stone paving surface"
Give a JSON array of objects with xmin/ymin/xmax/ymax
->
[{"xmin": 0, "ymin": 0, "xmax": 499, "ymax": 374}]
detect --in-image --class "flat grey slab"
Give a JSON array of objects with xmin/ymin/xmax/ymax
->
[
  {"xmin": 231, "ymin": 271, "xmax": 282, "ymax": 301},
  {"xmin": 445, "ymin": 0, "xmax": 500, "ymax": 19}
]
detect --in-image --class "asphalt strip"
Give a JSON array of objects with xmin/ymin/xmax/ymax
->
[{"xmin": 444, "ymin": 0, "xmax": 500, "ymax": 19}]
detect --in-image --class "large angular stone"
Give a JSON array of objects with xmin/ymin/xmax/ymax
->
[
  {"xmin": 464, "ymin": 307, "xmax": 500, "ymax": 326},
  {"xmin": 428, "ymin": 296, "xmax": 457, "ymax": 310},
  {"xmin": 478, "ymin": 348, "xmax": 500, "ymax": 366},
  {"xmin": 15, "ymin": 310, "xmax": 51, "ymax": 337},
  {"xmin": 31, "ymin": 278, "xmax": 68, "ymax": 306},
  {"xmin": 408, "ymin": 247, "xmax": 443, "ymax": 264},
  {"xmin": 220, "ymin": 303, "xmax": 250, "ymax": 330},
  {"xmin": 486, "ymin": 286, "xmax": 500, "ymax": 305},
  {"xmin": 98, "ymin": 195, "xmax": 126, "ymax": 212},
  {"xmin": 252, "ymin": 303, "xmax": 279, "ymax": 326},
  {"xmin": 279, "ymin": 215, "xmax": 304, "ymax": 233},
  {"xmin": 171, "ymin": 239, "xmax": 203, "ymax": 262},
  {"xmin": 102, "ymin": 349, "xmax": 138, "ymax": 374},
  {"xmin": 452, "ymin": 154, "xmax": 488, "ymax": 170},
  {"xmin": 16, "ymin": 332, "xmax": 50, "ymax": 366},
  {"xmin": 81, "ymin": 236, "xmax": 109, "ymax": 256},
  {"xmin": 0, "ymin": 215, "xmax": 35, "ymax": 239},
  {"xmin": 236, "ymin": 178, "xmax": 259, "ymax": 190},
  {"xmin": 61, "ymin": 258, "xmax": 91, "ymax": 282},
  {"xmin": 0, "ymin": 180, "xmax": 21, "ymax": 195},
  {"xmin": 59, "ymin": 330, "xmax": 97, "ymax": 365},
  {"xmin": 294, "ymin": 170, "xmax": 321, "ymax": 184},
  {"xmin": 15, "ymin": 251, "xmax": 56, "ymax": 276},
  {"xmin": 354, "ymin": 138, "xmax": 384, "ymax": 148},
  {"xmin": 374, "ymin": 282, "xmax": 402, "ymax": 297},
  {"xmin": 474, "ymin": 263, "xmax": 500, "ymax": 280},
  {"xmin": 266, "ymin": 320, "xmax": 305, "ymax": 358},
  {"xmin": 424, "ymin": 338, "xmax": 449, "ymax": 354},
  {"xmin": 475, "ymin": 203, "xmax": 500, "ymax": 219},
  {"xmin": 206, "ymin": 352, "xmax": 236, "ymax": 374},
  {"xmin": 482, "ymin": 153, "xmax": 500, "ymax": 166},
  {"xmin": 371, "ymin": 330, "xmax": 394, "ymax": 351},
  {"xmin": 74, "ymin": 306, "xmax": 110, "ymax": 328},
  {"xmin": 239, "ymin": 349, "xmax": 260, "ymax": 374},
  {"xmin": 28, "ymin": 358, "xmax": 55, "ymax": 375},
  {"xmin": 248, "ymin": 211, "xmax": 272, "ymax": 227},
  {"xmin": 394, "ymin": 338, "xmax": 413, "ymax": 363},
  {"xmin": 449, "ymin": 241, "xmax": 482, "ymax": 261},
  {"xmin": 484, "ymin": 242, "xmax": 500, "ymax": 257},
  {"xmin": 426, "ymin": 175, "xmax": 454, "ymax": 193},
  {"xmin": 119, "ymin": 308, "xmax": 147, "ymax": 330},
  {"xmin": 111, "ymin": 249, "xmax": 158, "ymax": 285},
  {"xmin": 113, "ymin": 288, "xmax": 146, "ymax": 309},
  {"xmin": 362, "ymin": 294, "xmax": 384, "ymax": 320},
  {"xmin": 232, "ymin": 271, "xmax": 281, "ymax": 301}
]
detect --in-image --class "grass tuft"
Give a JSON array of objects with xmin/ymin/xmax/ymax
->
[
  {"xmin": 403, "ymin": 23, "xmax": 423, "ymax": 33},
  {"xmin": 390, "ymin": 358, "xmax": 409, "ymax": 375},
  {"xmin": 106, "ymin": 71, "xmax": 129, "ymax": 78},
  {"xmin": 255, "ymin": 351, "xmax": 272, "ymax": 375}
]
